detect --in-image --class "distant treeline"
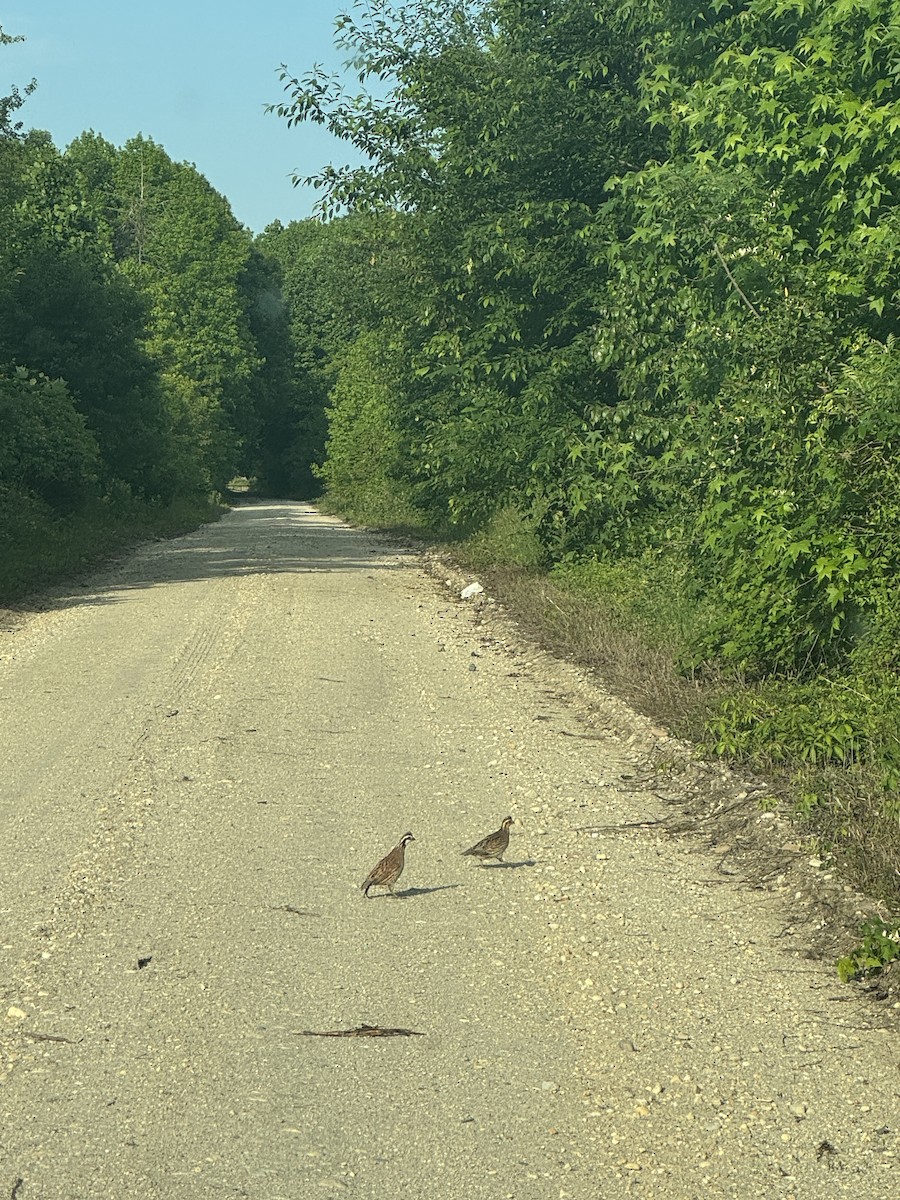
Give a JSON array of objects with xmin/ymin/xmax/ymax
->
[
  {"xmin": 1, "ymin": 23, "xmax": 331, "ymax": 597},
  {"xmin": 0, "ymin": 120, "xmax": 326, "ymax": 505}
]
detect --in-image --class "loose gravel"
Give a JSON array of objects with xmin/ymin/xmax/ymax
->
[{"xmin": 0, "ymin": 502, "xmax": 897, "ymax": 1199}]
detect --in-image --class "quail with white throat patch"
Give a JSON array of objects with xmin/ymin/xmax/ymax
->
[
  {"xmin": 462, "ymin": 816, "xmax": 514, "ymax": 865},
  {"xmin": 361, "ymin": 832, "xmax": 415, "ymax": 897}
]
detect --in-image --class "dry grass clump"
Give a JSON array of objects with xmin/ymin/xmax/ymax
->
[{"xmin": 475, "ymin": 565, "xmax": 707, "ymax": 736}]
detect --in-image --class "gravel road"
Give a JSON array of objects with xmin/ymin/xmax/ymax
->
[{"xmin": 1, "ymin": 502, "xmax": 897, "ymax": 1199}]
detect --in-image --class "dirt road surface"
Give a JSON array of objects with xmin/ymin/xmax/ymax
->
[{"xmin": 0, "ymin": 502, "xmax": 897, "ymax": 1199}]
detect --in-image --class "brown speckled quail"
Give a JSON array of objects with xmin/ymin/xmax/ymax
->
[
  {"xmin": 462, "ymin": 816, "xmax": 513, "ymax": 865},
  {"xmin": 361, "ymin": 832, "xmax": 415, "ymax": 897}
]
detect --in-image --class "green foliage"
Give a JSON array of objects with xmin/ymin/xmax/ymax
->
[
  {"xmin": 0, "ymin": 23, "xmax": 36, "ymax": 139},
  {"xmin": 642, "ymin": 0, "xmax": 900, "ymax": 322},
  {"xmin": 0, "ymin": 132, "xmax": 179, "ymax": 499},
  {"xmin": 239, "ymin": 244, "xmax": 321, "ymax": 496},
  {"xmin": 257, "ymin": 215, "xmax": 395, "ymax": 374},
  {"xmin": 320, "ymin": 328, "xmax": 423, "ymax": 524},
  {"xmin": 585, "ymin": 0, "xmax": 900, "ymax": 671},
  {"xmin": 705, "ymin": 673, "xmax": 900, "ymax": 768},
  {"xmin": 453, "ymin": 505, "xmax": 548, "ymax": 570},
  {"xmin": 837, "ymin": 918, "xmax": 900, "ymax": 983},
  {"xmin": 254, "ymin": 214, "xmax": 400, "ymax": 494},
  {"xmin": 551, "ymin": 550, "xmax": 705, "ymax": 651},
  {"xmin": 0, "ymin": 368, "xmax": 101, "ymax": 511},
  {"xmin": 67, "ymin": 134, "xmax": 265, "ymax": 490},
  {"xmin": 0, "ymin": 488, "xmax": 221, "ymax": 604}
]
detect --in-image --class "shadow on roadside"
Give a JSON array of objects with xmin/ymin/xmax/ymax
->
[
  {"xmin": 369, "ymin": 884, "xmax": 462, "ymax": 899},
  {"xmin": 465, "ymin": 860, "xmax": 537, "ymax": 870},
  {"xmin": 6, "ymin": 501, "xmax": 418, "ymax": 616}
]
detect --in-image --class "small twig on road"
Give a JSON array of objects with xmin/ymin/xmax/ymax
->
[
  {"xmin": 767, "ymin": 968, "xmax": 828, "ymax": 976},
  {"xmin": 816, "ymin": 1140, "xmax": 838, "ymax": 1164},
  {"xmin": 21, "ymin": 1031, "xmax": 75, "ymax": 1044},
  {"xmin": 574, "ymin": 819, "xmax": 668, "ymax": 834},
  {"xmin": 295, "ymin": 1024, "xmax": 424, "ymax": 1038},
  {"xmin": 716, "ymin": 854, "xmax": 741, "ymax": 877},
  {"xmin": 270, "ymin": 905, "xmax": 320, "ymax": 917}
]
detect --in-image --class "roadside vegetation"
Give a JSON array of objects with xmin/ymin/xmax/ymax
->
[{"xmin": 266, "ymin": 0, "xmax": 900, "ymax": 940}]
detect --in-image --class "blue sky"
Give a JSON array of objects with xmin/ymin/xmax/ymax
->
[{"xmin": 3, "ymin": 0, "xmax": 363, "ymax": 233}]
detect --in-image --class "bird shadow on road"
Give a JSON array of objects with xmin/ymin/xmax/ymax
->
[
  {"xmin": 469, "ymin": 860, "xmax": 537, "ymax": 870},
  {"xmin": 377, "ymin": 884, "xmax": 462, "ymax": 899}
]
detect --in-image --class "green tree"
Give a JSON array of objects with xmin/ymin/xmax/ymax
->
[
  {"xmin": 240, "ymin": 241, "xmax": 321, "ymax": 496},
  {"xmin": 0, "ymin": 24, "xmax": 36, "ymax": 138},
  {"xmin": 319, "ymin": 327, "xmax": 415, "ymax": 519},
  {"xmin": 0, "ymin": 368, "xmax": 101, "ymax": 512},
  {"xmin": 0, "ymin": 130, "xmax": 179, "ymax": 499},
  {"xmin": 272, "ymin": 0, "xmax": 658, "ymax": 529},
  {"xmin": 256, "ymin": 213, "xmax": 404, "ymax": 495},
  {"xmin": 66, "ymin": 134, "xmax": 265, "ymax": 491},
  {"xmin": 584, "ymin": 0, "xmax": 900, "ymax": 670}
]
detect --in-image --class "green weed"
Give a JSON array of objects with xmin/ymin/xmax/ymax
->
[{"xmin": 837, "ymin": 918, "xmax": 900, "ymax": 982}]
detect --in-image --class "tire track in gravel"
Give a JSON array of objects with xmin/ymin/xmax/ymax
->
[{"xmin": 0, "ymin": 540, "xmax": 263, "ymax": 1087}]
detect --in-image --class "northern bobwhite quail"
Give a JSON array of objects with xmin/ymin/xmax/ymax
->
[
  {"xmin": 462, "ymin": 816, "xmax": 513, "ymax": 865},
  {"xmin": 361, "ymin": 832, "xmax": 415, "ymax": 897}
]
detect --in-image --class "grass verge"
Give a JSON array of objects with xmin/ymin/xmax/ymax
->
[{"xmin": 0, "ymin": 492, "xmax": 224, "ymax": 606}]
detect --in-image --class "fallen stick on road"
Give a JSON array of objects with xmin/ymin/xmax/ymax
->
[{"xmin": 295, "ymin": 1024, "xmax": 424, "ymax": 1038}]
